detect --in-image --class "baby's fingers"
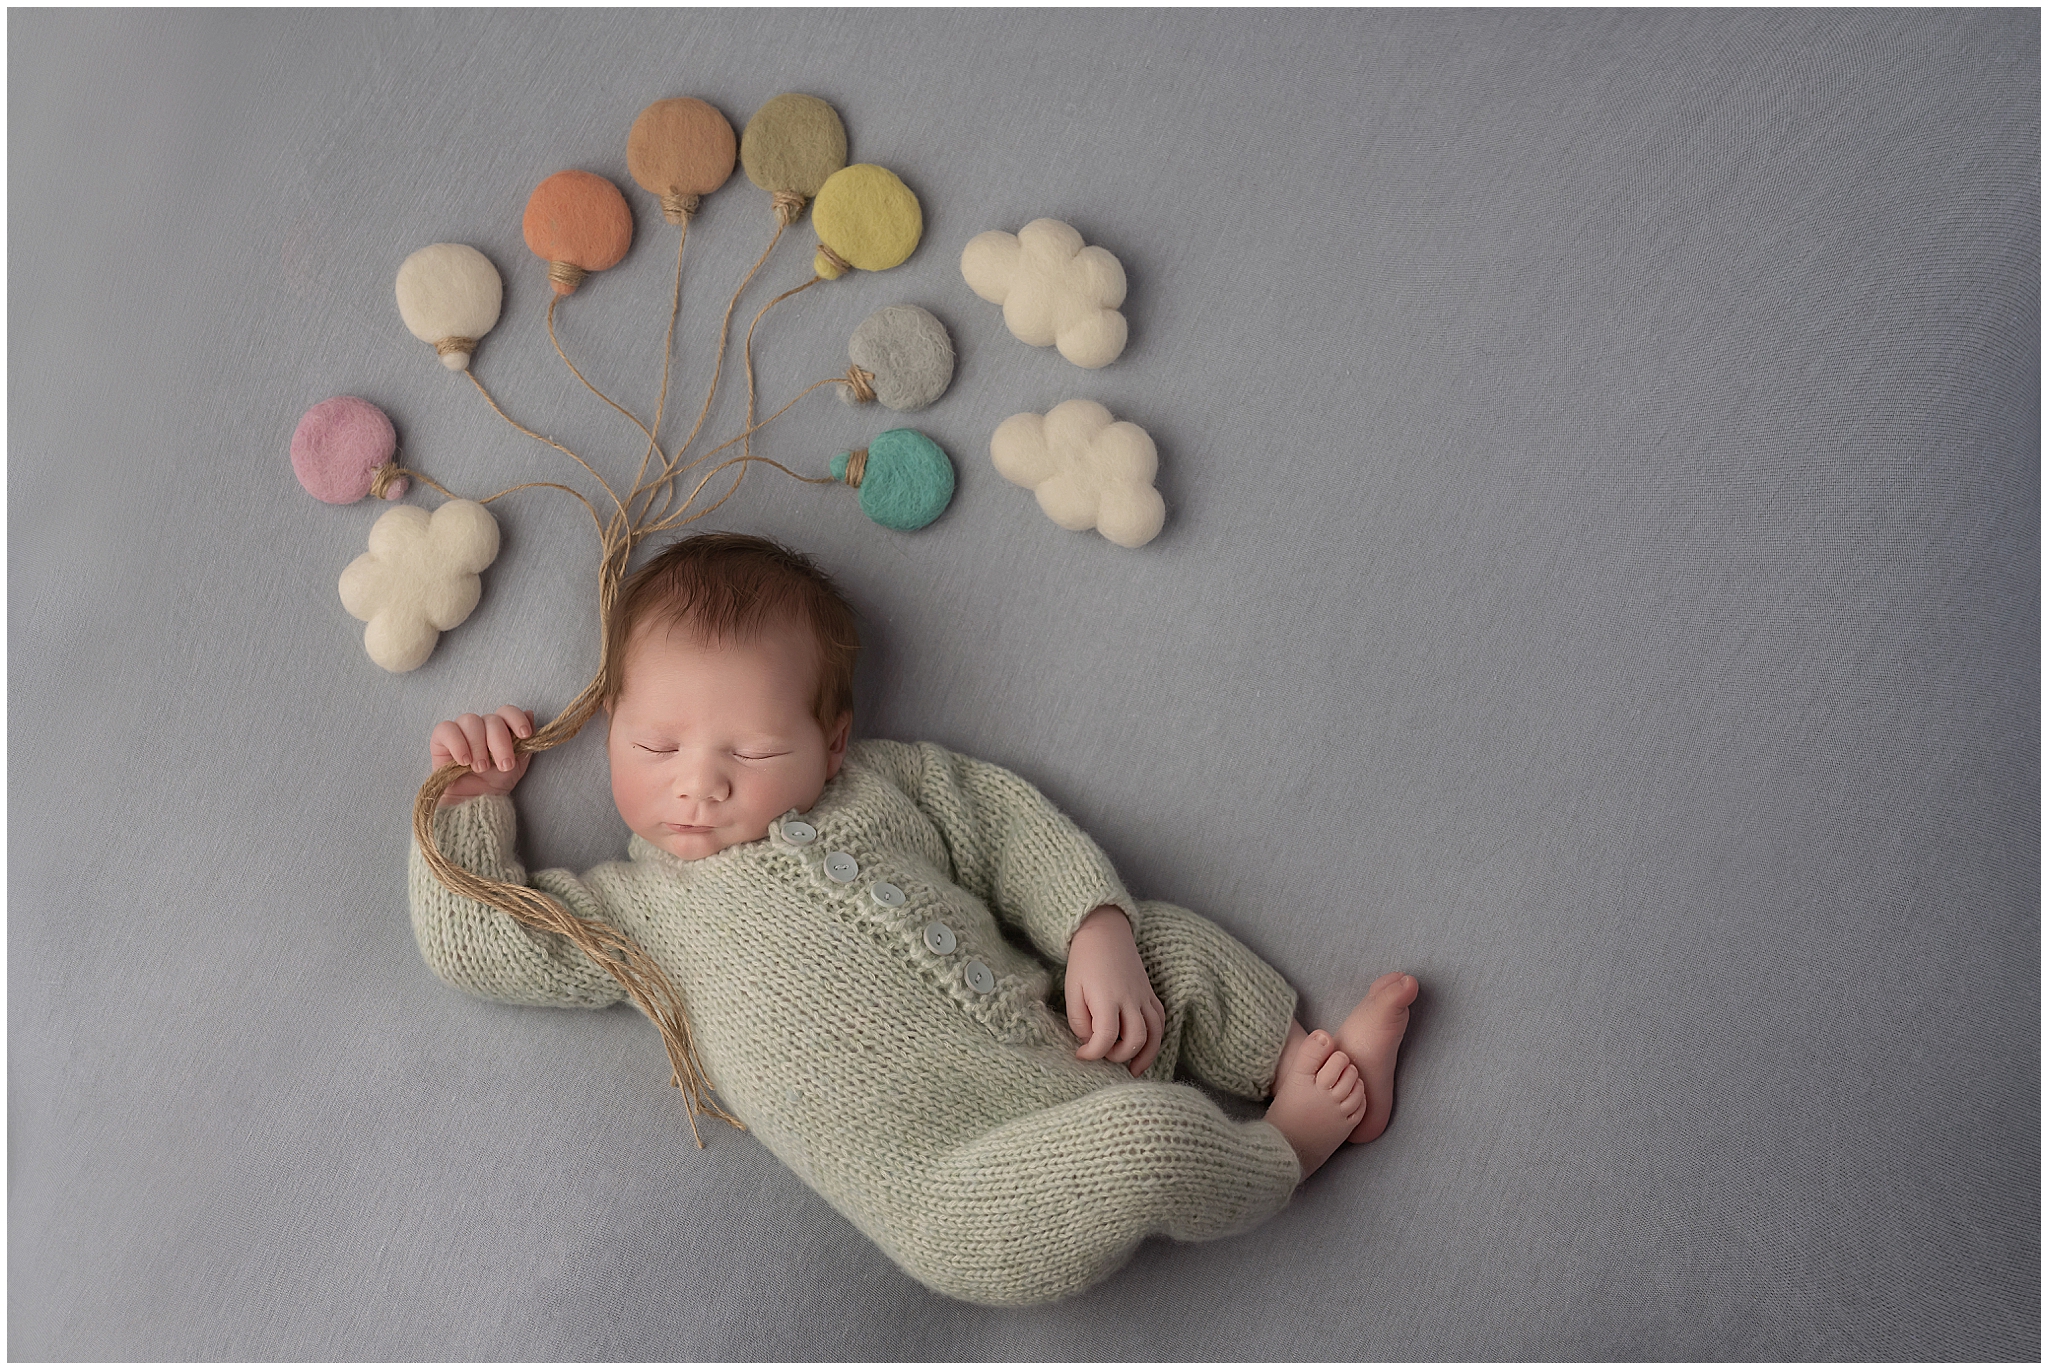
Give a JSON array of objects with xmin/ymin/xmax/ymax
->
[
  {"xmin": 430, "ymin": 717, "xmax": 477, "ymax": 769},
  {"xmin": 1077, "ymin": 991, "xmax": 1121, "ymax": 1061},
  {"xmin": 1105, "ymin": 1003, "xmax": 1149, "ymax": 1065},
  {"xmin": 482, "ymin": 713, "xmax": 521, "ymax": 772},
  {"xmin": 1129, "ymin": 997, "xmax": 1166, "ymax": 1077},
  {"xmin": 493, "ymin": 705, "xmax": 536, "ymax": 740}
]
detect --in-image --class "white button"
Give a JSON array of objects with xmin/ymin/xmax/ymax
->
[
  {"xmin": 823, "ymin": 851, "xmax": 859, "ymax": 883},
  {"xmin": 782, "ymin": 820, "xmax": 817, "ymax": 846},
  {"xmin": 922, "ymin": 921, "xmax": 956, "ymax": 954},
  {"xmin": 871, "ymin": 882, "xmax": 906, "ymax": 908},
  {"xmin": 964, "ymin": 960, "xmax": 995, "ymax": 994}
]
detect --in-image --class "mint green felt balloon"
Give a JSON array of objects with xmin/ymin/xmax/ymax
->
[{"xmin": 831, "ymin": 428, "xmax": 955, "ymax": 531}]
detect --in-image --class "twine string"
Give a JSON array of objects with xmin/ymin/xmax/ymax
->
[
  {"xmin": 369, "ymin": 461, "xmax": 407, "ymax": 499},
  {"xmin": 548, "ymin": 295, "xmax": 659, "ymax": 449},
  {"xmin": 547, "ymin": 259, "xmax": 588, "ymax": 292},
  {"xmin": 466, "ymin": 370, "xmax": 630, "ymax": 528},
  {"xmin": 434, "ymin": 336, "xmax": 477, "ymax": 358},
  {"xmin": 771, "ymin": 190, "xmax": 807, "ymax": 226},
  {"xmin": 842, "ymin": 366, "xmax": 876, "ymax": 405},
  {"xmin": 633, "ymin": 216, "xmax": 788, "ymax": 533},
  {"xmin": 741, "ymin": 273, "xmax": 826, "ymax": 468},
  {"xmin": 659, "ymin": 190, "xmax": 701, "ymax": 225},
  {"xmin": 625, "ymin": 224, "xmax": 691, "ymax": 532},
  {"xmin": 816, "ymin": 241, "xmax": 853, "ymax": 277},
  {"xmin": 841, "ymin": 447, "xmax": 868, "ymax": 488}
]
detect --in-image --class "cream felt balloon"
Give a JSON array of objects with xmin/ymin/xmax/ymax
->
[
  {"xmin": 990, "ymin": 400, "xmax": 1164, "ymax": 548},
  {"xmin": 396, "ymin": 243, "xmax": 503, "ymax": 371},
  {"xmin": 961, "ymin": 219, "xmax": 1128, "ymax": 368},
  {"xmin": 338, "ymin": 499, "xmax": 500, "ymax": 672}
]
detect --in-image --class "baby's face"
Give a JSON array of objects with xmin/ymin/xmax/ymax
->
[{"xmin": 606, "ymin": 618, "xmax": 849, "ymax": 861}]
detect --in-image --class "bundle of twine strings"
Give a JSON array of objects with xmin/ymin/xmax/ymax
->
[{"xmin": 392, "ymin": 207, "xmax": 870, "ymax": 1145}]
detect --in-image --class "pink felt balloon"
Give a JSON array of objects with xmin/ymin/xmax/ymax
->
[{"xmin": 292, "ymin": 396, "xmax": 405, "ymax": 503}]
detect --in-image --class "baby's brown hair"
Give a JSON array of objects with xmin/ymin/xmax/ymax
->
[{"xmin": 599, "ymin": 532, "xmax": 859, "ymax": 729}]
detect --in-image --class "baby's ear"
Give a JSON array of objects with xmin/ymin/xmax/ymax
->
[{"xmin": 824, "ymin": 711, "xmax": 853, "ymax": 778}]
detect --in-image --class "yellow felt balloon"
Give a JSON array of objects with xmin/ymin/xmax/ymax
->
[{"xmin": 811, "ymin": 164, "xmax": 922, "ymax": 279}]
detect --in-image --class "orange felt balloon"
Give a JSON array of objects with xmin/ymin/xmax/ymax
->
[
  {"xmin": 627, "ymin": 98, "xmax": 737, "ymax": 223},
  {"xmin": 522, "ymin": 170, "xmax": 633, "ymax": 295}
]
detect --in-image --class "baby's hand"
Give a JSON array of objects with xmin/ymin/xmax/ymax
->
[
  {"xmin": 430, "ymin": 706, "xmax": 536, "ymax": 807},
  {"xmin": 1065, "ymin": 906, "xmax": 1165, "ymax": 1077}
]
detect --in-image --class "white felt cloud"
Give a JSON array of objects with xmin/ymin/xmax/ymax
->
[
  {"xmin": 338, "ymin": 500, "xmax": 500, "ymax": 672},
  {"xmin": 989, "ymin": 400, "xmax": 1164, "ymax": 548},
  {"xmin": 960, "ymin": 219, "xmax": 1128, "ymax": 368}
]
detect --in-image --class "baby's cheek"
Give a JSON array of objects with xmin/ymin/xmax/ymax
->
[{"xmin": 609, "ymin": 763, "xmax": 655, "ymax": 833}]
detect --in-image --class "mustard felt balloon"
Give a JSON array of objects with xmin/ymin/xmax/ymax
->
[
  {"xmin": 741, "ymin": 93, "xmax": 848, "ymax": 221},
  {"xmin": 627, "ymin": 97, "xmax": 737, "ymax": 224},
  {"xmin": 395, "ymin": 243, "xmax": 502, "ymax": 371},
  {"xmin": 522, "ymin": 169, "xmax": 633, "ymax": 295},
  {"xmin": 811, "ymin": 165, "xmax": 922, "ymax": 280}
]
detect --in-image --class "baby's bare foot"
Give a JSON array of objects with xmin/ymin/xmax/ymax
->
[
  {"xmin": 1264, "ymin": 1025, "xmax": 1367, "ymax": 1178},
  {"xmin": 1334, "ymin": 972, "xmax": 1419, "ymax": 1144}
]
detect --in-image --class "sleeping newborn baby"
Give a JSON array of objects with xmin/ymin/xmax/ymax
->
[{"xmin": 409, "ymin": 531, "xmax": 1418, "ymax": 1306}]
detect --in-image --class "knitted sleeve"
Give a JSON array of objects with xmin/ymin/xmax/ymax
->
[
  {"xmin": 862, "ymin": 739, "xmax": 1142, "ymax": 963},
  {"xmin": 407, "ymin": 794, "xmax": 628, "ymax": 1010}
]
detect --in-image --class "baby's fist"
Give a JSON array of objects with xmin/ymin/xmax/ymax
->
[{"xmin": 431, "ymin": 706, "xmax": 535, "ymax": 806}]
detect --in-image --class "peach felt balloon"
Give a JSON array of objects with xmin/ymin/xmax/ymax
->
[
  {"xmin": 628, "ymin": 98, "xmax": 737, "ymax": 225},
  {"xmin": 395, "ymin": 243, "xmax": 503, "ymax": 371},
  {"xmin": 522, "ymin": 170, "xmax": 633, "ymax": 295},
  {"xmin": 741, "ymin": 93, "xmax": 848, "ymax": 224},
  {"xmin": 810, "ymin": 164, "xmax": 922, "ymax": 280}
]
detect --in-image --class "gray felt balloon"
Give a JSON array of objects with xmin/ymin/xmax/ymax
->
[{"xmin": 842, "ymin": 304, "xmax": 955, "ymax": 411}]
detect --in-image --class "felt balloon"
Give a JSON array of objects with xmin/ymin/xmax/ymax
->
[
  {"xmin": 395, "ymin": 243, "xmax": 503, "ymax": 372},
  {"xmin": 628, "ymin": 97, "xmax": 738, "ymax": 224},
  {"xmin": 522, "ymin": 170, "xmax": 633, "ymax": 295},
  {"xmin": 811, "ymin": 164, "xmax": 922, "ymax": 280},
  {"xmin": 339, "ymin": 498, "xmax": 501, "ymax": 672},
  {"xmin": 741, "ymin": 93, "xmax": 849, "ymax": 220},
  {"xmin": 292, "ymin": 396, "xmax": 406, "ymax": 503},
  {"xmin": 830, "ymin": 428, "xmax": 954, "ymax": 531},
  {"xmin": 841, "ymin": 305, "xmax": 954, "ymax": 411}
]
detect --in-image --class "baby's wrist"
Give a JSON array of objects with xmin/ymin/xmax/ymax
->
[{"xmin": 1075, "ymin": 904, "xmax": 1129, "ymax": 933}]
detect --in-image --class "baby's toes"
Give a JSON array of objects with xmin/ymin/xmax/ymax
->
[
  {"xmin": 1293, "ymin": 1028, "xmax": 1338, "ymax": 1078},
  {"xmin": 1315, "ymin": 1048, "xmax": 1356, "ymax": 1091},
  {"xmin": 1339, "ymin": 1076, "xmax": 1368, "ymax": 1119}
]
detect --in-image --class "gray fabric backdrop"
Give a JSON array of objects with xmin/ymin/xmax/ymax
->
[{"xmin": 10, "ymin": 8, "xmax": 2038, "ymax": 1361}]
